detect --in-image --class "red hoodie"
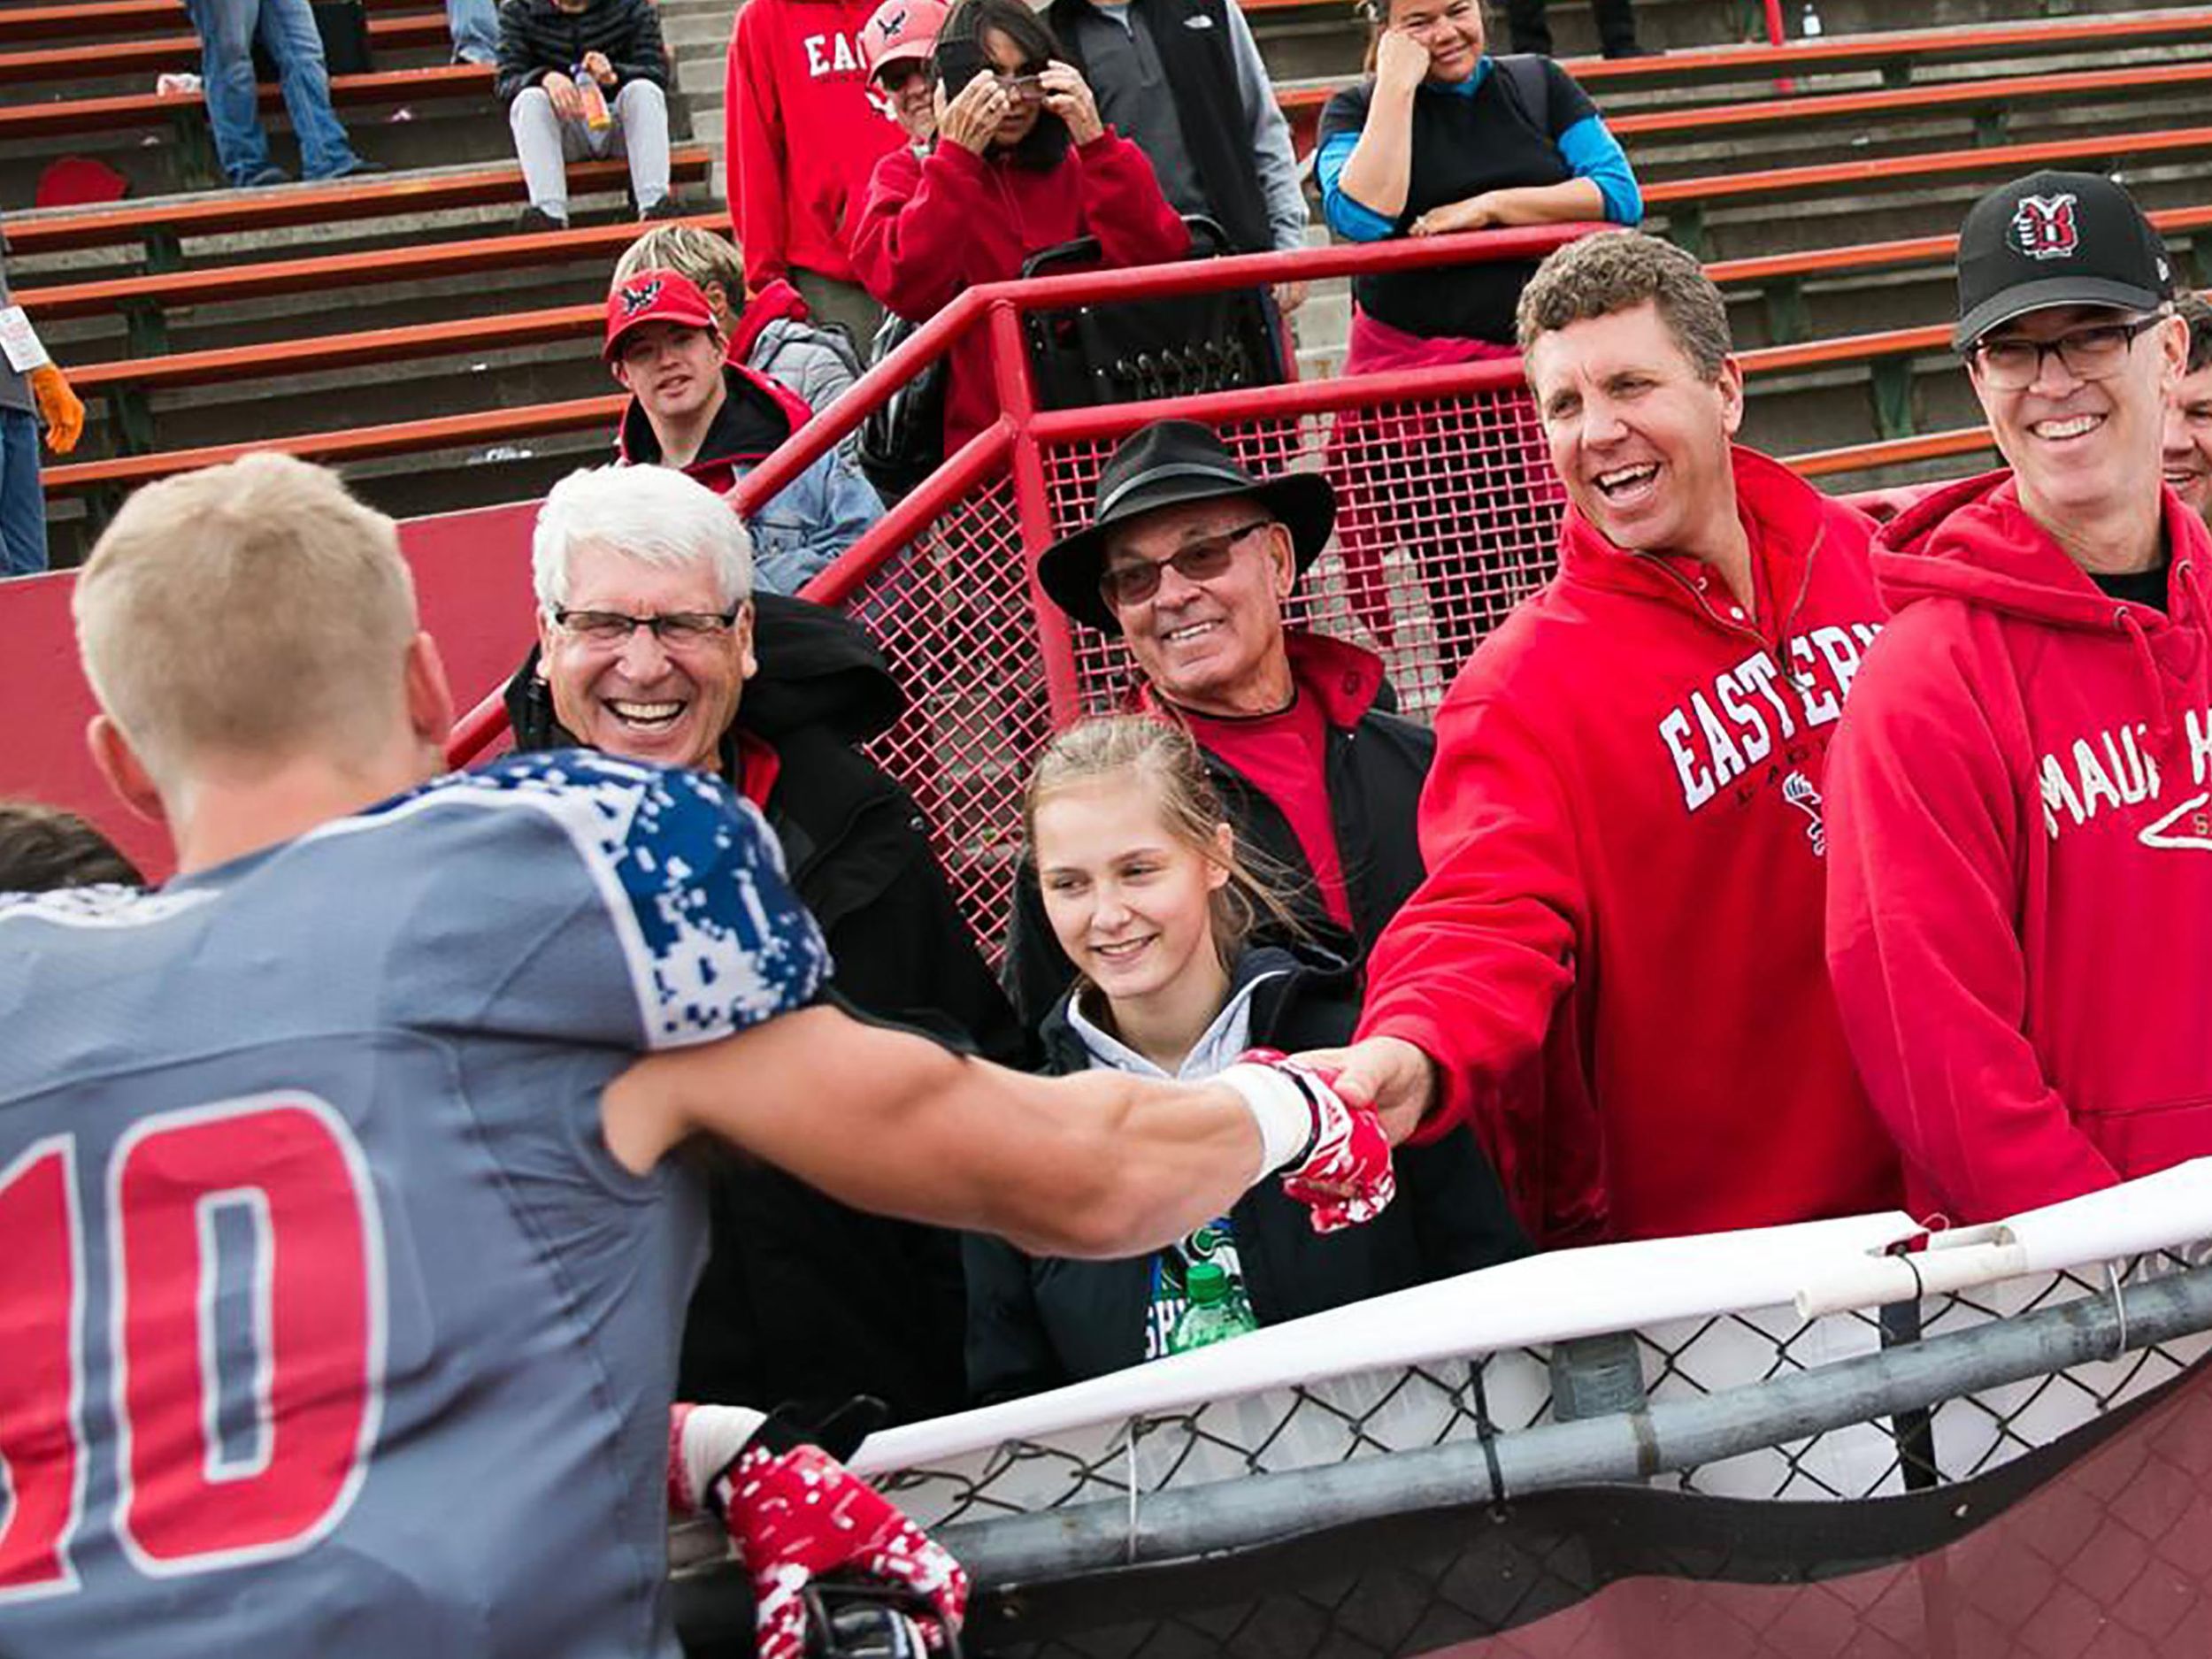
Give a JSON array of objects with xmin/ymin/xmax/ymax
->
[
  {"xmin": 849, "ymin": 133, "xmax": 1189, "ymax": 457},
  {"xmin": 725, "ymin": 0, "xmax": 905, "ymax": 290},
  {"xmin": 1357, "ymin": 447, "xmax": 1905, "ymax": 1246},
  {"xmin": 1824, "ymin": 470, "xmax": 2212, "ymax": 1224}
]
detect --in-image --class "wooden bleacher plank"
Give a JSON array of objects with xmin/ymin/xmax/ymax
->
[
  {"xmin": 14, "ymin": 211, "xmax": 723, "ymax": 319},
  {"xmin": 0, "ymin": 61, "xmax": 488, "ymax": 142},
  {"xmin": 1607, "ymin": 58, "xmax": 2212, "ymax": 138},
  {"xmin": 42, "ymin": 394, "xmax": 626, "ymax": 493},
  {"xmin": 1737, "ymin": 323, "xmax": 1950, "ymax": 377},
  {"xmin": 65, "ymin": 302, "xmax": 603, "ymax": 395},
  {"xmin": 1643, "ymin": 124, "xmax": 2212, "ymax": 208},
  {"xmin": 1791, "ymin": 426, "xmax": 1997, "ymax": 477},
  {"xmin": 1707, "ymin": 203, "xmax": 2212, "ymax": 289},
  {"xmin": 3, "ymin": 147, "xmax": 713, "ymax": 255},
  {"xmin": 0, "ymin": 13, "xmax": 450, "ymax": 85},
  {"xmin": 0, "ymin": 0, "xmax": 419, "ymax": 42}
]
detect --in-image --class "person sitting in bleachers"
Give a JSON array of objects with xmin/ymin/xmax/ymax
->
[
  {"xmin": 849, "ymin": 0, "xmax": 1189, "ymax": 460},
  {"xmin": 1002, "ymin": 419, "xmax": 1433, "ymax": 1029},
  {"xmin": 183, "ymin": 0, "xmax": 375, "ymax": 188},
  {"xmin": 613, "ymin": 225, "xmax": 864, "ymax": 429},
  {"xmin": 505, "ymin": 461, "xmax": 1024, "ymax": 1423},
  {"xmin": 0, "ymin": 801, "xmax": 141, "ymax": 892},
  {"xmin": 603, "ymin": 268, "xmax": 882, "ymax": 593},
  {"xmin": 496, "ymin": 0, "xmax": 678, "ymax": 231},
  {"xmin": 967, "ymin": 714, "xmax": 1522, "ymax": 1402}
]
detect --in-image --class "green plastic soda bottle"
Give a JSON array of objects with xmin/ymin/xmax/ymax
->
[{"xmin": 1166, "ymin": 1260, "xmax": 1259, "ymax": 1354}]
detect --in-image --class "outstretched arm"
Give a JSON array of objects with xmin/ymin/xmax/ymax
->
[{"xmin": 604, "ymin": 1006, "xmax": 1377, "ymax": 1257}]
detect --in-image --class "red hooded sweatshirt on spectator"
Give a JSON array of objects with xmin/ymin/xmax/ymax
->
[
  {"xmin": 1824, "ymin": 470, "xmax": 2212, "ymax": 1224},
  {"xmin": 1357, "ymin": 447, "xmax": 1904, "ymax": 1246},
  {"xmin": 725, "ymin": 0, "xmax": 904, "ymax": 291},
  {"xmin": 849, "ymin": 133, "xmax": 1189, "ymax": 457}
]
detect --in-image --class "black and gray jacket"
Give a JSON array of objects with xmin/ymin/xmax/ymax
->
[
  {"xmin": 964, "ymin": 948, "xmax": 1529, "ymax": 1402},
  {"xmin": 494, "ymin": 0, "xmax": 669, "ymax": 104}
]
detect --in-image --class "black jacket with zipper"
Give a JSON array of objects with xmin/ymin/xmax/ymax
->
[
  {"xmin": 506, "ymin": 591, "xmax": 1026, "ymax": 1423},
  {"xmin": 964, "ymin": 948, "xmax": 1529, "ymax": 1402}
]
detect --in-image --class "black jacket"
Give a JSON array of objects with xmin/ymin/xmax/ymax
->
[
  {"xmin": 965, "ymin": 949, "xmax": 1529, "ymax": 1402},
  {"xmin": 1002, "ymin": 632, "xmax": 1435, "ymax": 1026},
  {"xmin": 495, "ymin": 0, "xmax": 669, "ymax": 104},
  {"xmin": 506, "ymin": 592, "xmax": 1025, "ymax": 1424}
]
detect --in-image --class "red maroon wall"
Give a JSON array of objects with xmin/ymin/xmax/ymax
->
[{"xmin": 0, "ymin": 498, "xmax": 542, "ymax": 883}]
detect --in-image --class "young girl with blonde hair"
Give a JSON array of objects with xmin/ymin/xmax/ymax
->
[{"xmin": 965, "ymin": 715, "xmax": 1525, "ymax": 1400}]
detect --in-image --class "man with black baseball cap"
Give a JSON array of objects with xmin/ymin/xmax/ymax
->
[
  {"xmin": 1824, "ymin": 171, "xmax": 2212, "ymax": 1224},
  {"xmin": 1001, "ymin": 419, "xmax": 1437, "ymax": 1024}
]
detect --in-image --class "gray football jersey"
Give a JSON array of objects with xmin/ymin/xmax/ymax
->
[{"xmin": 0, "ymin": 751, "xmax": 830, "ymax": 1659}]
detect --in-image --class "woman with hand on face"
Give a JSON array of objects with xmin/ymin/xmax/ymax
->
[
  {"xmin": 849, "ymin": 0, "xmax": 1189, "ymax": 459},
  {"xmin": 1315, "ymin": 0, "xmax": 1642, "ymax": 683},
  {"xmin": 964, "ymin": 716, "xmax": 1525, "ymax": 1404}
]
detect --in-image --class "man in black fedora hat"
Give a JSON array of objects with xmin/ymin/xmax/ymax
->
[
  {"xmin": 1002, "ymin": 418, "xmax": 1438, "ymax": 1024},
  {"xmin": 1825, "ymin": 170, "xmax": 2212, "ymax": 1224}
]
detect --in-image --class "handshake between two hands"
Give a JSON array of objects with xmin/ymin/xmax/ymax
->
[{"xmin": 1223, "ymin": 1037, "xmax": 1440, "ymax": 1235}]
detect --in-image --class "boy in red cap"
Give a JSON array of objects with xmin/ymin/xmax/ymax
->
[{"xmin": 603, "ymin": 268, "xmax": 883, "ymax": 592}]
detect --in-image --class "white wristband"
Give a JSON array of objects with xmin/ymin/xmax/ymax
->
[
  {"xmin": 678, "ymin": 1402, "xmax": 765, "ymax": 1513},
  {"xmin": 1217, "ymin": 1063, "xmax": 1318, "ymax": 1184}
]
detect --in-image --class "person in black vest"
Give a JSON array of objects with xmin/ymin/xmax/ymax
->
[
  {"xmin": 1002, "ymin": 419, "xmax": 1434, "ymax": 1028},
  {"xmin": 969, "ymin": 715, "xmax": 1524, "ymax": 1401},
  {"xmin": 1505, "ymin": 0, "xmax": 1651, "ymax": 60},
  {"xmin": 1314, "ymin": 0, "xmax": 1640, "ymax": 679},
  {"xmin": 507, "ymin": 462, "xmax": 1027, "ymax": 1425},
  {"xmin": 1042, "ymin": 0, "xmax": 1310, "ymax": 313}
]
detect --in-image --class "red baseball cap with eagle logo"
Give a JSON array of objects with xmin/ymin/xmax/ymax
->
[
  {"xmin": 1953, "ymin": 170, "xmax": 2174, "ymax": 351},
  {"xmin": 603, "ymin": 268, "xmax": 719, "ymax": 362},
  {"xmin": 859, "ymin": 0, "xmax": 948, "ymax": 83}
]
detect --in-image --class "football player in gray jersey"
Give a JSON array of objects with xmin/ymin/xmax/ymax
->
[{"xmin": 0, "ymin": 452, "xmax": 1394, "ymax": 1659}]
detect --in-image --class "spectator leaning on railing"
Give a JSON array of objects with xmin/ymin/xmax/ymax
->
[
  {"xmin": 967, "ymin": 715, "xmax": 1523, "ymax": 1403},
  {"xmin": 1004, "ymin": 420, "xmax": 1435, "ymax": 1028},
  {"xmin": 1824, "ymin": 173, "xmax": 2212, "ymax": 1225},
  {"xmin": 1042, "ymin": 0, "xmax": 1311, "ymax": 313},
  {"xmin": 613, "ymin": 225, "xmax": 865, "ymax": 433},
  {"xmin": 726, "ymin": 0, "xmax": 907, "ymax": 348},
  {"xmin": 2162, "ymin": 291, "xmax": 2212, "ymax": 530},
  {"xmin": 504, "ymin": 463, "xmax": 1024, "ymax": 1423},
  {"xmin": 496, "ymin": 0, "xmax": 678, "ymax": 231},
  {"xmin": 849, "ymin": 0, "xmax": 1189, "ymax": 460},
  {"xmin": 603, "ymin": 269, "xmax": 883, "ymax": 594},
  {"xmin": 181, "ymin": 0, "xmax": 375, "ymax": 187},
  {"xmin": 1314, "ymin": 233, "xmax": 1903, "ymax": 1248}
]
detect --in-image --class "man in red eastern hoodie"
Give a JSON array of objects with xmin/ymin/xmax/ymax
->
[
  {"xmin": 725, "ymin": 0, "xmax": 905, "ymax": 346},
  {"xmin": 1316, "ymin": 232, "xmax": 1904, "ymax": 1248},
  {"xmin": 1824, "ymin": 172, "xmax": 2212, "ymax": 1225}
]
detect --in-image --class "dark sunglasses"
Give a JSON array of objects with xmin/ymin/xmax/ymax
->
[{"xmin": 1098, "ymin": 518, "xmax": 1274, "ymax": 607}]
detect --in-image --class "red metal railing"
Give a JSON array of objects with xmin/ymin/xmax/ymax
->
[{"xmin": 442, "ymin": 224, "xmax": 1950, "ymax": 956}]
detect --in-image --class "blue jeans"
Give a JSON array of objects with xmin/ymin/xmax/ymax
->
[
  {"xmin": 184, "ymin": 0, "xmax": 362, "ymax": 184},
  {"xmin": 0, "ymin": 408, "xmax": 49, "ymax": 577},
  {"xmin": 446, "ymin": 0, "xmax": 498, "ymax": 64}
]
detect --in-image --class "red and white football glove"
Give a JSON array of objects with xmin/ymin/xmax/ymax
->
[
  {"xmin": 1218, "ymin": 1048, "xmax": 1396, "ymax": 1233},
  {"xmin": 667, "ymin": 1402, "xmax": 968, "ymax": 1659}
]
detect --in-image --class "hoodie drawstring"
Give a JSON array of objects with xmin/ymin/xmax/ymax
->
[{"xmin": 2116, "ymin": 605, "xmax": 2176, "ymax": 751}]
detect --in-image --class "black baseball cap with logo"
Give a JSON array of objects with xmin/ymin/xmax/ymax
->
[{"xmin": 1952, "ymin": 170, "xmax": 2174, "ymax": 352}]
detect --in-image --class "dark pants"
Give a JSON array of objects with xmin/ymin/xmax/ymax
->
[
  {"xmin": 1507, "ymin": 0, "xmax": 1641, "ymax": 57},
  {"xmin": 0, "ymin": 407, "xmax": 47, "ymax": 576}
]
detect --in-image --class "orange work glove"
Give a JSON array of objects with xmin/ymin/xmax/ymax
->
[{"xmin": 28, "ymin": 365, "xmax": 83, "ymax": 456}]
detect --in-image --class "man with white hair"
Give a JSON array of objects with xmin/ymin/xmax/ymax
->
[
  {"xmin": 0, "ymin": 451, "xmax": 1393, "ymax": 1659},
  {"xmin": 506, "ymin": 463, "xmax": 1022, "ymax": 1424}
]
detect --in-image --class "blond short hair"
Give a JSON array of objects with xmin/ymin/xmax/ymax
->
[
  {"xmin": 1516, "ymin": 231, "xmax": 1733, "ymax": 381},
  {"xmin": 73, "ymin": 453, "xmax": 419, "ymax": 785},
  {"xmin": 612, "ymin": 223, "xmax": 746, "ymax": 304}
]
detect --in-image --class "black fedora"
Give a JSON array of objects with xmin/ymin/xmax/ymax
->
[{"xmin": 1035, "ymin": 420, "xmax": 1337, "ymax": 635}]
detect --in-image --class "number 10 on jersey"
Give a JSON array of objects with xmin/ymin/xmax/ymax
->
[{"xmin": 1, "ymin": 1094, "xmax": 386, "ymax": 1598}]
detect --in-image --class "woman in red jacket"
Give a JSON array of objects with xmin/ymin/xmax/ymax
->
[{"xmin": 849, "ymin": 0, "xmax": 1189, "ymax": 459}]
